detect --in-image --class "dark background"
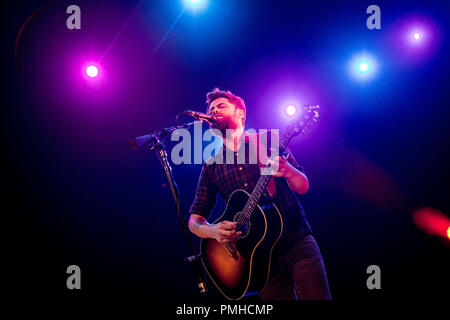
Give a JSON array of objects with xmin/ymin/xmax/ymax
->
[{"xmin": 2, "ymin": 0, "xmax": 449, "ymax": 301}]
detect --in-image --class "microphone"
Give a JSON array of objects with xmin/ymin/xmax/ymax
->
[
  {"xmin": 184, "ymin": 110, "xmax": 218, "ymax": 124},
  {"xmin": 128, "ymin": 134, "xmax": 154, "ymax": 150}
]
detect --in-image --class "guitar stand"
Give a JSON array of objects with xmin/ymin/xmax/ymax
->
[{"xmin": 129, "ymin": 123, "xmax": 208, "ymax": 298}]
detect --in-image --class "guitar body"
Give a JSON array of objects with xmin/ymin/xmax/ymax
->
[{"xmin": 200, "ymin": 189, "xmax": 283, "ymax": 300}]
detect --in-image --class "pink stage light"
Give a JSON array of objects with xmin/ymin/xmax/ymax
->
[{"xmin": 85, "ymin": 65, "xmax": 99, "ymax": 78}]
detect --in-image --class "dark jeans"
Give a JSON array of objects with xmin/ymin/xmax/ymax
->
[{"xmin": 260, "ymin": 235, "xmax": 332, "ymax": 300}]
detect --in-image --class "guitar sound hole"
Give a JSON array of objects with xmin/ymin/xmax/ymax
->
[{"xmin": 234, "ymin": 212, "xmax": 250, "ymax": 238}]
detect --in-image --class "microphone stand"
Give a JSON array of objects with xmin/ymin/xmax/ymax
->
[{"xmin": 128, "ymin": 122, "xmax": 208, "ymax": 298}]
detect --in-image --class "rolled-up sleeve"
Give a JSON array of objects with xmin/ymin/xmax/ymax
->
[{"xmin": 189, "ymin": 162, "xmax": 217, "ymax": 219}]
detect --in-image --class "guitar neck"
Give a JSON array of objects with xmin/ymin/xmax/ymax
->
[
  {"xmin": 241, "ymin": 141, "xmax": 288, "ymax": 220},
  {"xmin": 239, "ymin": 105, "xmax": 319, "ymax": 223},
  {"xmin": 245, "ymin": 175, "xmax": 271, "ymax": 216}
]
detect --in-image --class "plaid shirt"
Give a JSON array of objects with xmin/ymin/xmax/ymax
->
[{"xmin": 189, "ymin": 132, "xmax": 313, "ymax": 257}]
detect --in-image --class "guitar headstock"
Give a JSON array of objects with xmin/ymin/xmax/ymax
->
[{"xmin": 283, "ymin": 105, "xmax": 320, "ymax": 140}]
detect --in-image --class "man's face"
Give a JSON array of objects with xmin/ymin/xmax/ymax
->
[{"xmin": 207, "ymin": 97, "xmax": 243, "ymax": 131}]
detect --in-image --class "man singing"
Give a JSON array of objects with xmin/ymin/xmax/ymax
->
[{"xmin": 188, "ymin": 88, "xmax": 331, "ymax": 300}]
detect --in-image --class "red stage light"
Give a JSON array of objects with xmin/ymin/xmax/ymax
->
[{"xmin": 413, "ymin": 207, "xmax": 450, "ymax": 239}]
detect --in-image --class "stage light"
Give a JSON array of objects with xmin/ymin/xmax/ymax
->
[
  {"xmin": 183, "ymin": 0, "xmax": 207, "ymax": 10},
  {"xmin": 349, "ymin": 53, "xmax": 377, "ymax": 81},
  {"xmin": 387, "ymin": 15, "xmax": 441, "ymax": 62},
  {"xmin": 86, "ymin": 65, "xmax": 99, "ymax": 78},
  {"xmin": 285, "ymin": 104, "xmax": 297, "ymax": 117},
  {"xmin": 412, "ymin": 32, "xmax": 421, "ymax": 41},
  {"xmin": 356, "ymin": 60, "xmax": 370, "ymax": 74},
  {"xmin": 413, "ymin": 207, "xmax": 450, "ymax": 240}
]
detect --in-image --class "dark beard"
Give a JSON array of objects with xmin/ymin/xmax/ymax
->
[{"xmin": 210, "ymin": 116, "xmax": 236, "ymax": 133}]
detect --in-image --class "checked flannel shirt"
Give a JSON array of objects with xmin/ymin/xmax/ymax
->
[{"xmin": 189, "ymin": 131, "xmax": 313, "ymax": 258}]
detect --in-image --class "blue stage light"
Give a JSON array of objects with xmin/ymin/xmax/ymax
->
[
  {"xmin": 356, "ymin": 60, "xmax": 370, "ymax": 74},
  {"xmin": 349, "ymin": 53, "xmax": 377, "ymax": 81},
  {"xmin": 183, "ymin": 0, "xmax": 207, "ymax": 10}
]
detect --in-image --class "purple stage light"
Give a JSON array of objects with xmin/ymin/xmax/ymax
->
[
  {"xmin": 86, "ymin": 65, "xmax": 99, "ymax": 78},
  {"xmin": 412, "ymin": 32, "xmax": 421, "ymax": 41},
  {"xmin": 285, "ymin": 104, "xmax": 297, "ymax": 117},
  {"xmin": 385, "ymin": 14, "xmax": 441, "ymax": 62}
]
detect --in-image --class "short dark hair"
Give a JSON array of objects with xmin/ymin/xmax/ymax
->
[{"xmin": 205, "ymin": 88, "xmax": 246, "ymax": 124}]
